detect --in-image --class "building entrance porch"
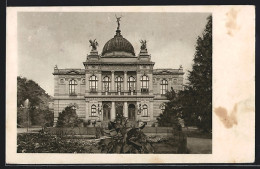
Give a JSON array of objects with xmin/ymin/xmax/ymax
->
[{"xmin": 100, "ymin": 101, "xmax": 137, "ymax": 121}]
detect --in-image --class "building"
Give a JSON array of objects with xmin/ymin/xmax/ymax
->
[{"xmin": 53, "ymin": 19, "xmax": 184, "ymax": 126}]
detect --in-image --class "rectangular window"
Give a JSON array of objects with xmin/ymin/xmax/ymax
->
[
  {"xmin": 91, "ymin": 105, "xmax": 96, "ymax": 116},
  {"xmin": 142, "ymin": 105, "xmax": 148, "ymax": 117}
]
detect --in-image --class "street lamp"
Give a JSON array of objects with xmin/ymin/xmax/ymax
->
[
  {"xmin": 137, "ymin": 104, "xmax": 143, "ymax": 115},
  {"xmin": 97, "ymin": 104, "xmax": 102, "ymax": 115}
]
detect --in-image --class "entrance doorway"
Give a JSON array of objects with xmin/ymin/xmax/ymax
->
[
  {"xmin": 103, "ymin": 104, "xmax": 111, "ymax": 121},
  {"xmin": 116, "ymin": 102, "xmax": 123, "ymax": 117},
  {"xmin": 128, "ymin": 104, "xmax": 136, "ymax": 121}
]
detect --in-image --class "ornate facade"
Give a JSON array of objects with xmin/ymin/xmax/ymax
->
[{"xmin": 53, "ymin": 20, "xmax": 184, "ymax": 126}]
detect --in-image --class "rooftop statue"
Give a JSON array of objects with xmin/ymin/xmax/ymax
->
[
  {"xmin": 140, "ymin": 40, "xmax": 147, "ymax": 50},
  {"xmin": 115, "ymin": 15, "xmax": 122, "ymax": 30},
  {"xmin": 89, "ymin": 39, "xmax": 98, "ymax": 51}
]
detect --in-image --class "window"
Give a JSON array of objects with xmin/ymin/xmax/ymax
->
[
  {"xmin": 89, "ymin": 75, "xmax": 97, "ymax": 92},
  {"xmin": 142, "ymin": 104, "xmax": 148, "ymax": 117},
  {"xmin": 115, "ymin": 76, "xmax": 123, "ymax": 92},
  {"xmin": 141, "ymin": 75, "xmax": 149, "ymax": 93},
  {"xmin": 69, "ymin": 80, "xmax": 77, "ymax": 95},
  {"xmin": 127, "ymin": 76, "xmax": 136, "ymax": 91},
  {"xmin": 160, "ymin": 79, "xmax": 168, "ymax": 95},
  {"xmin": 91, "ymin": 105, "xmax": 97, "ymax": 116},
  {"xmin": 103, "ymin": 76, "xmax": 111, "ymax": 92}
]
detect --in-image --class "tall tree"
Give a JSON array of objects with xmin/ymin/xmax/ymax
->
[
  {"xmin": 184, "ymin": 15, "xmax": 212, "ymax": 131},
  {"xmin": 157, "ymin": 16, "xmax": 212, "ymax": 132}
]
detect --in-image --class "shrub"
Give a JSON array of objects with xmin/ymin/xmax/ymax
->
[
  {"xmin": 56, "ymin": 106, "xmax": 82, "ymax": 128},
  {"xmin": 98, "ymin": 113, "xmax": 154, "ymax": 153}
]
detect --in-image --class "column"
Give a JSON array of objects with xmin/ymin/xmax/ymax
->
[
  {"xmin": 111, "ymin": 71, "xmax": 115, "ymax": 92},
  {"xmin": 98, "ymin": 73, "xmax": 102, "ymax": 95},
  {"xmin": 111, "ymin": 101, "xmax": 116, "ymax": 120},
  {"xmin": 123, "ymin": 101, "xmax": 128, "ymax": 118},
  {"xmin": 124, "ymin": 71, "xmax": 127, "ymax": 93},
  {"xmin": 136, "ymin": 73, "xmax": 141, "ymax": 95},
  {"xmin": 150, "ymin": 101, "xmax": 154, "ymax": 122},
  {"xmin": 85, "ymin": 101, "xmax": 89, "ymax": 120},
  {"xmin": 148, "ymin": 73, "xmax": 153, "ymax": 94},
  {"xmin": 85, "ymin": 73, "xmax": 89, "ymax": 93}
]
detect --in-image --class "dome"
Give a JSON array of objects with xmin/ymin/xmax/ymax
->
[{"xmin": 102, "ymin": 30, "xmax": 135, "ymax": 57}]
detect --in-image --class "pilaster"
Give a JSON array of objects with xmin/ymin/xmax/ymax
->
[
  {"xmin": 111, "ymin": 71, "xmax": 115, "ymax": 92},
  {"xmin": 111, "ymin": 101, "xmax": 116, "ymax": 120},
  {"xmin": 124, "ymin": 101, "xmax": 128, "ymax": 118}
]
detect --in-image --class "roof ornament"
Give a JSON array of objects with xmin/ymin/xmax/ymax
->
[
  {"xmin": 115, "ymin": 14, "xmax": 122, "ymax": 30},
  {"xmin": 140, "ymin": 40, "xmax": 147, "ymax": 50},
  {"xmin": 89, "ymin": 39, "xmax": 99, "ymax": 51},
  {"xmin": 54, "ymin": 64, "xmax": 58, "ymax": 69}
]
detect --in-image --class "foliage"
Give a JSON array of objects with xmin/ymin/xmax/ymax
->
[
  {"xmin": 17, "ymin": 76, "xmax": 51, "ymax": 108},
  {"xmin": 157, "ymin": 16, "xmax": 212, "ymax": 132},
  {"xmin": 17, "ymin": 132, "xmax": 93, "ymax": 153},
  {"xmin": 157, "ymin": 88, "xmax": 182, "ymax": 130},
  {"xmin": 183, "ymin": 15, "xmax": 212, "ymax": 132},
  {"xmin": 98, "ymin": 113, "xmax": 154, "ymax": 153},
  {"xmin": 56, "ymin": 106, "xmax": 83, "ymax": 128},
  {"xmin": 17, "ymin": 76, "xmax": 53, "ymax": 126}
]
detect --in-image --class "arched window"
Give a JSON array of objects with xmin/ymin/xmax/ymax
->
[
  {"xmin": 115, "ymin": 76, "xmax": 123, "ymax": 92},
  {"xmin": 141, "ymin": 75, "xmax": 149, "ymax": 93},
  {"xmin": 127, "ymin": 76, "xmax": 136, "ymax": 91},
  {"xmin": 69, "ymin": 80, "xmax": 77, "ymax": 95},
  {"xmin": 91, "ymin": 105, "xmax": 96, "ymax": 117},
  {"xmin": 142, "ymin": 104, "xmax": 148, "ymax": 117},
  {"xmin": 103, "ymin": 76, "xmax": 111, "ymax": 92},
  {"xmin": 89, "ymin": 75, "xmax": 97, "ymax": 92},
  {"xmin": 160, "ymin": 79, "xmax": 168, "ymax": 95}
]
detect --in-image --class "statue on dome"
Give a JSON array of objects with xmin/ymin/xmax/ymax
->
[
  {"xmin": 89, "ymin": 39, "xmax": 98, "ymax": 51},
  {"xmin": 115, "ymin": 14, "xmax": 122, "ymax": 30},
  {"xmin": 140, "ymin": 40, "xmax": 147, "ymax": 50}
]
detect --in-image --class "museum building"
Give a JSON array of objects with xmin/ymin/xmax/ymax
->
[{"xmin": 53, "ymin": 20, "xmax": 184, "ymax": 126}]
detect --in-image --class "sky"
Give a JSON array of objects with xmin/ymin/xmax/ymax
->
[{"xmin": 18, "ymin": 12, "xmax": 210, "ymax": 96}]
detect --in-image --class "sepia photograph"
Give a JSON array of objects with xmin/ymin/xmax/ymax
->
[
  {"xmin": 16, "ymin": 12, "xmax": 212, "ymax": 154},
  {"xmin": 6, "ymin": 6, "xmax": 254, "ymax": 164}
]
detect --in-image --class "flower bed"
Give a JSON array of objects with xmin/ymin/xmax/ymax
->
[{"xmin": 17, "ymin": 133, "xmax": 99, "ymax": 153}]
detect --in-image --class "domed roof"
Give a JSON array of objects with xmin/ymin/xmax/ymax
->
[{"xmin": 102, "ymin": 30, "xmax": 135, "ymax": 57}]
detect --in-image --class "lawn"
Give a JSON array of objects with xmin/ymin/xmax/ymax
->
[{"xmin": 187, "ymin": 137, "xmax": 212, "ymax": 154}]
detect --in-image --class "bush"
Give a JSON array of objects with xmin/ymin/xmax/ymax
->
[
  {"xmin": 56, "ymin": 106, "xmax": 82, "ymax": 128},
  {"xmin": 98, "ymin": 113, "xmax": 154, "ymax": 153},
  {"xmin": 83, "ymin": 120, "xmax": 91, "ymax": 127},
  {"xmin": 17, "ymin": 132, "xmax": 93, "ymax": 153}
]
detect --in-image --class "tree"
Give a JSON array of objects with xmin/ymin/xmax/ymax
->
[
  {"xmin": 157, "ymin": 16, "xmax": 212, "ymax": 132},
  {"xmin": 157, "ymin": 88, "xmax": 182, "ymax": 130},
  {"xmin": 182, "ymin": 15, "xmax": 212, "ymax": 132},
  {"xmin": 17, "ymin": 76, "xmax": 53, "ymax": 126},
  {"xmin": 56, "ymin": 106, "xmax": 83, "ymax": 128}
]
